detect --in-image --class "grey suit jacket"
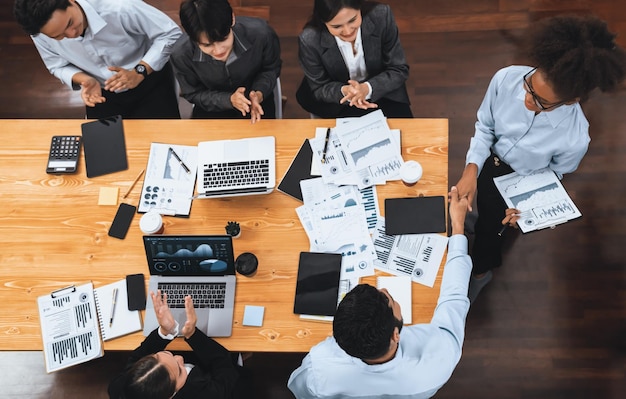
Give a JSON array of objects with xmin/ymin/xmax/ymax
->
[{"xmin": 298, "ymin": 3, "xmax": 409, "ymax": 105}]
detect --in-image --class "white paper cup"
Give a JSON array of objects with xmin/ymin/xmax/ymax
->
[
  {"xmin": 400, "ymin": 160, "xmax": 423, "ymax": 186},
  {"xmin": 140, "ymin": 211, "xmax": 164, "ymax": 234}
]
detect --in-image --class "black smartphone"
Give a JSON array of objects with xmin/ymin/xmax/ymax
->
[
  {"xmin": 108, "ymin": 203, "xmax": 136, "ymax": 239},
  {"xmin": 126, "ymin": 273, "xmax": 146, "ymax": 310}
]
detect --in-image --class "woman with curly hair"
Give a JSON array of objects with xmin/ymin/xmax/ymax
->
[{"xmin": 454, "ymin": 15, "xmax": 626, "ymax": 303}]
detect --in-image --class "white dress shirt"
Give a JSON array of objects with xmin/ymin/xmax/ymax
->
[
  {"xmin": 287, "ymin": 235, "xmax": 471, "ymax": 399},
  {"xmin": 334, "ymin": 28, "xmax": 372, "ymax": 99},
  {"xmin": 467, "ymin": 65, "xmax": 590, "ymax": 177},
  {"xmin": 31, "ymin": 0, "xmax": 181, "ymax": 89}
]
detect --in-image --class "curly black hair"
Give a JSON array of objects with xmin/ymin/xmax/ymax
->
[
  {"xmin": 528, "ymin": 15, "xmax": 626, "ymax": 102},
  {"xmin": 14, "ymin": 0, "xmax": 71, "ymax": 36},
  {"xmin": 333, "ymin": 284, "xmax": 400, "ymax": 360}
]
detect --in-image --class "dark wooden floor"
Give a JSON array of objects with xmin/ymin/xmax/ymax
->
[{"xmin": 1, "ymin": 0, "xmax": 626, "ymax": 398}]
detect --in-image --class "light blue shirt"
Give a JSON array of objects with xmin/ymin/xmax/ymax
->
[
  {"xmin": 31, "ymin": 0, "xmax": 181, "ymax": 89},
  {"xmin": 287, "ymin": 235, "xmax": 471, "ymax": 399},
  {"xmin": 467, "ymin": 65, "xmax": 590, "ymax": 177}
]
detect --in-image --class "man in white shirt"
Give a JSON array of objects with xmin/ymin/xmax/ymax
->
[
  {"xmin": 288, "ymin": 186, "xmax": 472, "ymax": 399},
  {"xmin": 14, "ymin": 0, "xmax": 182, "ymax": 119}
]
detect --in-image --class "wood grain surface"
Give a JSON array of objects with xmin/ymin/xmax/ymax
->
[{"xmin": 0, "ymin": 118, "xmax": 448, "ymax": 352}]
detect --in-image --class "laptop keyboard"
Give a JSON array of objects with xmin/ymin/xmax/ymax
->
[
  {"xmin": 203, "ymin": 160, "xmax": 270, "ymax": 189},
  {"xmin": 158, "ymin": 282, "xmax": 227, "ymax": 309}
]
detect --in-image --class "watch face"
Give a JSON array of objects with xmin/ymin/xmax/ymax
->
[{"xmin": 135, "ymin": 65, "xmax": 147, "ymax": 75}]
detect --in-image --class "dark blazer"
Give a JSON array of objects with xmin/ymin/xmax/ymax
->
[
  {"xmin": 108, "ymin": 329, "xmax": 245, "ymax": 399},
  {"xmin": 298, "ymin": 3, "xmax": 410, "ymax": 105}
]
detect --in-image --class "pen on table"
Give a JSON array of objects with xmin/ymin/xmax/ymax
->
[
  {"xmin": 321, "ymin": 127, "xmax": 331, "ymax": 163},
  {"xmin": 169, "ymin": 146, "xmax": 191, "ymax": 174},
  {"xmin": 109, "ymin": 287, "xmax": 118, "ymax": 327},
  {"xmin": 122, "ymin": 169, "xmax": 145, "ymax": 199}
]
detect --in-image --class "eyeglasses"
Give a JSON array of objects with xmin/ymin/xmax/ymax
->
[{"xmin": 522, "ymin": 68, "xmax": 566, "ymax": 111}]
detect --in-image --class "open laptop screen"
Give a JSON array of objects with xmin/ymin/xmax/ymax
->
[{"xmin": 143, "ymin": 235, "xmax": 235, "ymax": 276}]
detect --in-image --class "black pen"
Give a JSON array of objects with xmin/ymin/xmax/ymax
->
[
  {"xmin": 497, "ymin": 224, "xmax": 509, "ymax": 237},
  {"xmin": 169, "ymin": 146, "xmax": 191, "ymax": 174},
  {"xmin": 321, "ymin": 127, "xmax": 331, "ymax": 163}
]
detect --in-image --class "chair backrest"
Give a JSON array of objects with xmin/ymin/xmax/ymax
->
[
  {"xmin": 273, "ymin": 77, "xmax": 283, "ymax": 119},
  {"xmin": 174, "ymin": 78, "xmax": 194, "ymax": 119}
]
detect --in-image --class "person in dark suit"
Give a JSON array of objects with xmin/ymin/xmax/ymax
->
[
  {"xmin": 297, "ymin": 0, "xmax": 412, "ymax": 118},
  {"xmin": 171, "ymin": 0, "xmax": 281, "ymax": 122},
  {"xmin": 108, "ymin": 291, "xmax": 251, "ymax": 399}
]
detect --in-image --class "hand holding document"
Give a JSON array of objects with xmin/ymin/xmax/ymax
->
[{"xmin": 493, "ymin": 168, "xmax": 581, "ymax": 233}]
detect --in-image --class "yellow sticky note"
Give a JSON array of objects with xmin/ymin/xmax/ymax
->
[{"xmin": 98, "ymin": 187, "xmax": 119, "ymax": 206}]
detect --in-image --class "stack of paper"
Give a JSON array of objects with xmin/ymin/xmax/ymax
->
[
  {"xmin": 309, "ymin": 110, "xmax": 404, "ymax": 189},
  {"xmin": 296, "ymin": 177, "xmax": 379, "ymax": 295},
  {"xmin": 372, "ymin": 218, "xmax": 448, "ymax": 288}
]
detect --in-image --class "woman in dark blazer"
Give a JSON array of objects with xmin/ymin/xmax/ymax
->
[
  {"xmin": 108, "ymin": 292, "xmax": 251, "ymax": 399},
  {"xmin": 297, "ymin": 0, "xmax": 412, "ymax": 118}
]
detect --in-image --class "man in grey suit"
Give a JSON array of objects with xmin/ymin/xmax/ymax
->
[{"xmin": 297, "ymin": 0, "xmax": 412, "ymax": 118}]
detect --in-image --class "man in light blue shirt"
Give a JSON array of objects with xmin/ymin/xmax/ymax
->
[
  {"xmin": 288, "ymin": 186, "xmax": 472, "ymax": 399},
  {"xmin": 14, "ymin": 0, "xmax": 182, "ymax": 119},
  {"xmin": 454, "ymin": 16, "xmax": 626, "ymax": 303}
]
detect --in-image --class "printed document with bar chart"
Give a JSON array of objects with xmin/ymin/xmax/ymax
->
[{"xmin": 493, "ymin": 168, "xmax": 581, "ymax": 233}]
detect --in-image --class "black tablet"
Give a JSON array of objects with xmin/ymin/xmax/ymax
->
[
  {"xmin": 81, "ymin": 115, "xmax": 128, "ymax": 178},
  {"xmin": 293, "ymin": 252, "xmax": 342, "ymax": 316},
  {"xmin": 385, "ymin": 196, "xmax": 446, "ymax": 235},
  {"xmin": 277, "ymin": 139, "xmax": 315, "ymax": 201}
]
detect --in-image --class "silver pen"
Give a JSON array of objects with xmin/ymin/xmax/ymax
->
[{"xmin": 109, "ymin": 287, "xmax": 118, "ymax": 327}]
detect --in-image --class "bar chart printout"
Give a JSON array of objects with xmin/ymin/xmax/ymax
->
[
  {"xmin": 493, "ymin": 168, "xmax": 582, "ymax": 233},
  {"xmin": 37, "ymin": 283, "xmax": 103, "ymax": 372}
]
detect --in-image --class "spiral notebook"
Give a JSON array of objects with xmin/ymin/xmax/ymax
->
[{"xmin": 94, "ymin": 280, "xmax": 142, "ymax": 341}]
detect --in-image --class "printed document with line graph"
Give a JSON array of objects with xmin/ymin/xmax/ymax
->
[{"xmin": 493, "ymin": 168, "xmax": 581, "ymax": 233}]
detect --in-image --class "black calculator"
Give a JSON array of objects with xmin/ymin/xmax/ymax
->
[{"xmin": 46, "ymin": 135, "xmax": 81, "ymax": 174}]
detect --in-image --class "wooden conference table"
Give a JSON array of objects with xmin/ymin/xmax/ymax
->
[{"xmin": 0, "ymin": 118, "xmax": 448, "ymax": 353}]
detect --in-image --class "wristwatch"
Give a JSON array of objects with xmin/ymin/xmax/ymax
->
[{"xmin": 134, "ymin": 64, "xmax": 148, "ymax": 78}]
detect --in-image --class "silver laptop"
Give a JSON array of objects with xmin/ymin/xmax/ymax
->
[
  {"xmin": 196, "ymin": 136, "xmax": 276, "ymax": 198},
  {"xmin": 142, "ymin": 235, "xmax": 236, "ymax": 337}
]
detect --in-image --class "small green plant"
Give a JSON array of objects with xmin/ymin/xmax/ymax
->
[{"xmin": 225, "ymin": 221, "xmax": 241, "ymax": 237}]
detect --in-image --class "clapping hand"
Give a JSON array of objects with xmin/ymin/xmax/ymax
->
[
  {"xmin": 151, "ymin": 290, "xmax": 197, "ymax": 338},
  {"xmin": 340, "ymin": 80, "xmax": 377, "ymax": 110}
]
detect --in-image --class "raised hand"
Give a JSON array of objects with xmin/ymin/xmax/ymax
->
[
  {"xmin": 80, "ymin": 76, "xmax": 106, "ymax": 107},
  {"xmin": 230, "ymin": 87, "xmax": 252, "ymax": 116},
  {"xmin": 151, "ymin": 290, "xmax": 177, "ymax": 336},
  {"xmin": 249, "ymin": 90, "xmax": 265, "ymax": 124},
  {"xmin": 181, "ymin": 295, "xmax": 197, "ymax": 339}
]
